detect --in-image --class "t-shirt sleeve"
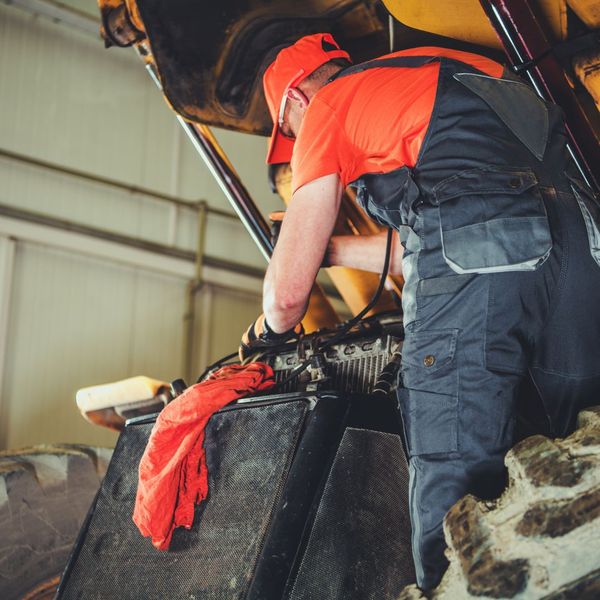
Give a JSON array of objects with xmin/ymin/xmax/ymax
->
[{"xmin": 291, "ymin": 98, "xmax": 349, "ymax": 194}]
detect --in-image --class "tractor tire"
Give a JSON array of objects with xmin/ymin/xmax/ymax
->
[
  {"xmin": 0, "ymin": 444, "xmax": 112, "ymax": 600},
  {"xmin": 399, "ymin": 406, "xmax": 600, "ymax": 600}
]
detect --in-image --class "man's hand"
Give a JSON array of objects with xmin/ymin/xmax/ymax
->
[{"xmin": 239, "ymin": 314, "xmax": 304, "ymax": 361}]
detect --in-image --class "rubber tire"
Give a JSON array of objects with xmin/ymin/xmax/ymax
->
[
  {"xmin": 0, "ymin": 444, "xmax": 112, "ymax": 600},
  {"xmin": 398, "ymin": 406, "xmax": 600, "ymax": 600}
]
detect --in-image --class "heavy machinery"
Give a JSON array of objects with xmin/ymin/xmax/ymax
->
[{"xmin": 2, "ymin": 0, "xmax": 600, "ymax": 598}]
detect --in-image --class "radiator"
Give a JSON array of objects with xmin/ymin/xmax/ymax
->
[{"xmin": 265, "ymin": 313, "xmax": 403, "ymax": 394}]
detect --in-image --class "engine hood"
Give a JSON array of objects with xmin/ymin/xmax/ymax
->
[{"xmin": 99, "ymin": 0, "xmax": 392, "ymax": 135}]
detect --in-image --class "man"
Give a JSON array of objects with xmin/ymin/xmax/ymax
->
[{"xmin": 240, "ymin": 33, "xmax": 600, "ymax": 590}]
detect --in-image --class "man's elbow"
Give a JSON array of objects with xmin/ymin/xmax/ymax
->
[{"xmin": 264, "ymin": 288, "xmax": 306, "ymax": 318}]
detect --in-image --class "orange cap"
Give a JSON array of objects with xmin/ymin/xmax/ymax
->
[{"xmin": 263, "ymin": 33, "xmax": 350, "ymax": 165}]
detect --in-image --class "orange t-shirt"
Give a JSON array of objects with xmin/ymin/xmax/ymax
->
[{"xmin": 291, "ymin": 47, "xmax": 503, "ymax": 194}]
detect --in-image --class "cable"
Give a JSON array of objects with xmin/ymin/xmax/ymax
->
[
  {"xmin": 276, "ymin": 228, "xmax": 395, "ymax": 389},
  {"xmin": 321, "ymin": 228, "xmax": 394, "ymax": 350},
  {"xmin": 196, "ymin": 350, "xmax": 239, "ymax": 383},
  {"xmin": 198, "ymin": 228, "xmax": 396, "ymax": 390}
]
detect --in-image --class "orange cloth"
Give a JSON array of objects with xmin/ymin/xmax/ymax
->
[
  {"xmin": 291, "ymin": 46, "xmax": 503, "ymax": 194},
  {"xmin": 133, "ymin": 363, "xmax": 276, "ymax": 550}
]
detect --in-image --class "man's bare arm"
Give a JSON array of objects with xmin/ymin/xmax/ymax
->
[
  {"xmin": 327, "ymin": 231, "xmax": 403, "ymax": 275},
  {"xmin": 263, "ymin": 173, "xmax": 343, "ymax": 332}
]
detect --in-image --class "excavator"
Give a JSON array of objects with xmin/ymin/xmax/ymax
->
[{"xmin": 3, "ymin": 1, "xmax": 600, "ymax": 598}]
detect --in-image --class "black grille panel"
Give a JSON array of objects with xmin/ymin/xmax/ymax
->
[
  {"xmin": 59, "ymin": 400, "xmax": 308, "ymax": 600},
  {"xmin": 287, "ymin": 427, "xmax": 414, "ymax": 599}
]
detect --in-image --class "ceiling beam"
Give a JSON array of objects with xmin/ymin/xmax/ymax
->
[{"xmin": 2, "ymin": 0, "xmax": 100, "ymax": 38}]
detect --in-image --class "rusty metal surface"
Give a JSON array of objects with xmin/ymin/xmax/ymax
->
[
  {"xmin": 567, "ymin": 0, "xmax": 600, "ymax": 28},
  {"xmin": 98, "ymin": 0, "xmax": 145, "ymax": 48}
]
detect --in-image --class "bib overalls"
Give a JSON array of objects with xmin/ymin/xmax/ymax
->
[{"xmin": 337, "ymin": 56, "xmax": 600, "ymax": 589}]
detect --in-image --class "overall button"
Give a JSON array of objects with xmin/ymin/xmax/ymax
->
[
  {"xmin": 423, "ymin": 354, "xmax": 436, "ymax": 367},
  {"xmin": 509, "ymin": 178, "xmax": 521, "ymax": 189}
]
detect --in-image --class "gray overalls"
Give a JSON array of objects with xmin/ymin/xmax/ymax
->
[{"xmin": 337, "ymin": 55, "xmax": 600, "ymax": 589}]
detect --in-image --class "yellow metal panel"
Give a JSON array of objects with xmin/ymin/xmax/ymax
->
[
  {"xmin": 573, "ymin": 51, "xmax": 600, "ymax": 110},
  {"xmin": 567, "ymin": 0, "xmax": 600, "ymax": 27},
  {"xmin": 382, "ymin": 0, "xmax": 566, "ymax": 49},
  {"xmin": 302, "ymin": 285, "xmax": 342, "ymax": 332}
]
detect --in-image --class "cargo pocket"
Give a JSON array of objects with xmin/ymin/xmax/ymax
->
[
  {"xmin": 351, "ymin": 166, "xmax": 420, "ymax": 229},
  {"xmin": 434, "ymin": 166, "xmax": 552, "ymax": 274},
  {"xmin": 399, "ymin": 329, "xmax": 459, "ymax": 456},
  {"xmin": 568, "ymin": 175, "xmax": 600, "ymax": 268}
]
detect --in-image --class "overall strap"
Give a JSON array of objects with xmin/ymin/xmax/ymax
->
[{"xmin": 331, "ymin": 56, "xmax": 439, "ymax": 81}]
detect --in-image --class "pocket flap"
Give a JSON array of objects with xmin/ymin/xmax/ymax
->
[
  {"xmin": 352, "ymin": 166, "xmax": 420, "ymax": 227},
  {"xmin": 434, "ymin": 167, "xmax": 538, "ymax": 204},
  {"xmin": 402, "ymin": 329, "xmax": 458, "ymax": 374},
  {"xmin": 443, "ymin": 217, "xmax": 551, "ymax": 273}
]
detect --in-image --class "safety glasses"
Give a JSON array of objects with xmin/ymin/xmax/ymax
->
[{"xmin": 277, "ymin": 69, "xmax": 309, "ymax": 139}]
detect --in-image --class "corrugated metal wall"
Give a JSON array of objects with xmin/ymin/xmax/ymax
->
[{"xmin": 0, "ymin": 3, "xmax": 284, "ymax": 449}]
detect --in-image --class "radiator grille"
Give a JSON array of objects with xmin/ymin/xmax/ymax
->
[
  {"xmin": 58, "ymin": 401, "xmax": 308, "ymax": 600},
  {"xmin": 271, "ymin": 334, "xmax": 401, "ymax": 394},
  {"xmin": 287, "ymin": 427, "xmax": 414, "ymax": 599}
]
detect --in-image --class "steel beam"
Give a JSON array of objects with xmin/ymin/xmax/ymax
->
[
  {"xmin": 0, "ymin": 204, "xmax": 264, "ymax": 293},
  {"xmin": 2, "ymin": 0, "xmax": 99, "ymax": 37},
  {"xmin": 0, "ymin": 147, "xmax": 237, "ymax": 220}
]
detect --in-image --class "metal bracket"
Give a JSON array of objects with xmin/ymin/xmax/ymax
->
[{"xmin": 512, "ymin": 30, "xmax": 600, "ymax": 74}]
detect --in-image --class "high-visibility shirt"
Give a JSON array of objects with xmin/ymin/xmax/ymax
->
[{"xmin": 290, "ymin": 47, "xmax": 503, "ymax": 195}]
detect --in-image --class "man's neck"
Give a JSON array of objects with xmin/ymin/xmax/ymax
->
[{"xmin": 300, "ymin": 66, "xmax": 344, "ymax": 100}]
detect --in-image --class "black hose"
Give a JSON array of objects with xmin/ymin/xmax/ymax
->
[
  {"xmin": 276, "ymin": 228, "xmax": 395, "ymax": 389},
  {"xmin": 196, "ymin": 350, "xmax": 240, "ymax": 383}
]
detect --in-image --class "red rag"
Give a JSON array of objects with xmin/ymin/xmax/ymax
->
[{"xmin": 132, "ymin": 363, "xmax": 275, "ymax": 550}]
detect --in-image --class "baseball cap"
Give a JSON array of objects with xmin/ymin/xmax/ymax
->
[{"xmin": 263, "ymin": 33, "xmax": 350, "ymax": 164}]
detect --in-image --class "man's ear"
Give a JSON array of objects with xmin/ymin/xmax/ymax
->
[{"xmin": 287, "ymin": 87, "xmax": 309, "ymax": 109}]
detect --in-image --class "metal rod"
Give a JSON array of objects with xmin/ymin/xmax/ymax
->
[
  {"xmin": 195, "ymin": 201, "xmax": 208, "ymax": 283},
  {"xmin": 177, "ymin": 119, "xmax": 274, "ymax": 261},
  {"xmin": 140, "ymin": 56, "xmax": 274, "ymax": 262},
  {"xmin": 0, "ymin": 147, "xmax": 238, "ymax": 220},
  {"xmin": 197, "ymin": 284, "xmax": 214, "ymax": 375}
]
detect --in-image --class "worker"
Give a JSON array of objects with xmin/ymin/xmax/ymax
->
[{"xmin": 239, "ymin": 33, "xmax": 600, "ymax": 590}]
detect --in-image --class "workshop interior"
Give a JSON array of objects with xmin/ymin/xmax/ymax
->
[{"xmin": 0, "ymin": 0, "xmax": 599, "ymax": 599}]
